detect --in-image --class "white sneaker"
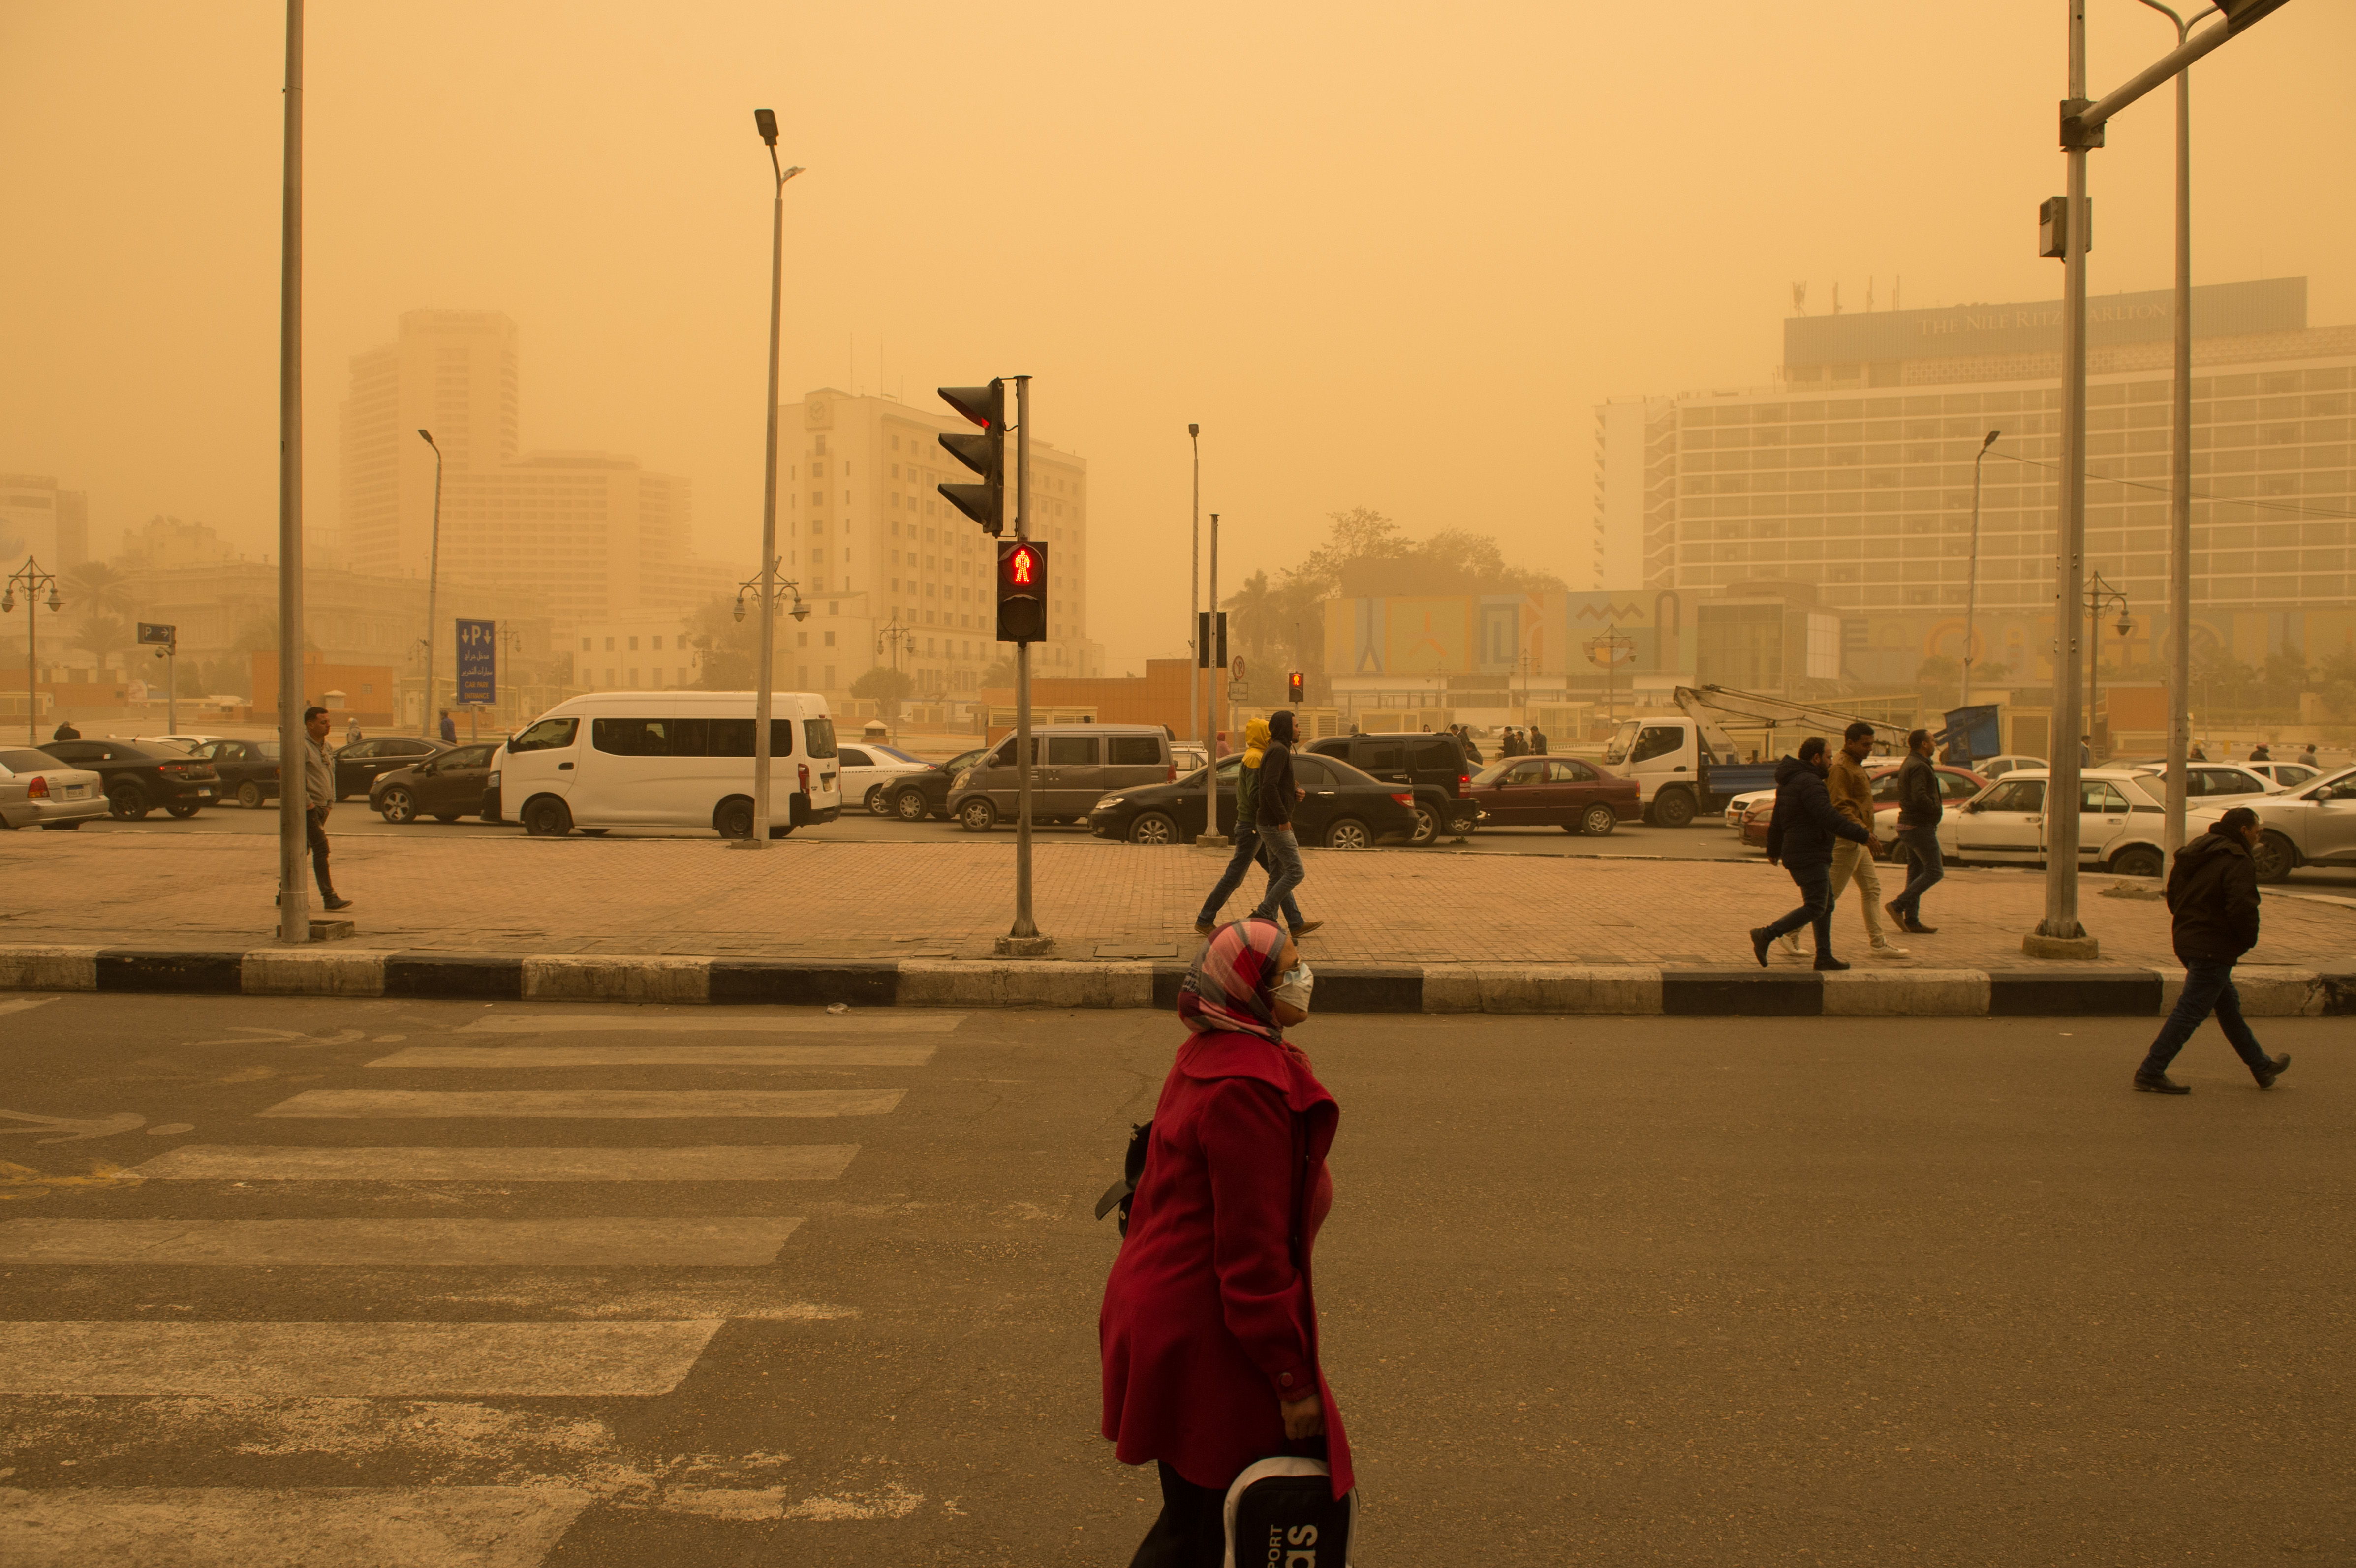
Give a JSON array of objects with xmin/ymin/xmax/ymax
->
[
  {"xmin": 1869, "ymin": 942, "xmax": 1909, "ymax": 959},
  {"xmin": 1778, "ymin": 933, "xmax": 1803, "ymax": 957}
]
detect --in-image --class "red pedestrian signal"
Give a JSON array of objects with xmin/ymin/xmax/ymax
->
[
  {"xmin": 1287, "ymin": 671, "xmax": 1305, "ymax": 704},
  {"xmin": 996, "ymin": 540, "xmax": 1048, "ymax": 643}
]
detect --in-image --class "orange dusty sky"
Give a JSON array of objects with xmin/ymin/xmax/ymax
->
[{"xmin": 2, "ymin": 1, "xmax": 2350, "ymax": 672}]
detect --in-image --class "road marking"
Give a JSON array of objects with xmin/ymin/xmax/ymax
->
[
  {"xmin": 0, "ymin": 1319, "xmax": 724, "ymax": 1396},
  {"xmin": 0, "ymin": 1216, "xmax": 803, "ymax": 1266},
  {"xmin": 455, "ymin": 1011, "xmax": 965, "ymax": 1034},
  {"xmin": 256, "ymin": 1088, "xmax": 906, "ymax": 1119},
  {"xmin": 0, "ymin": 1483, "xmax": 591, "ymax": 1567},
  {"xmin": 369, "ymin": 1042, "xmax": 936, "ymax": 1069},
  {"xmin": 0, "ymin": 996, "xmax": 60, "ymax": 1017},
  {"xmin": 0, "ymin": 1107, "xmax": 145, "ymax": 1145},
  {"xmin": 131, "ymin": 1143, "xmax": 860, "ymax": 1182}
]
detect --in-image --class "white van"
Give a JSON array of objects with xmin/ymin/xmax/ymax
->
[{"xmin": 489, "ymin": 691, "xmax": 841, "ymax": 839}]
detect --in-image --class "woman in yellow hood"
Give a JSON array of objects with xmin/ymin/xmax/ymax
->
[{"xmin": 1241, "ymin": 717, "xmax": 1270, "ymax": 771}]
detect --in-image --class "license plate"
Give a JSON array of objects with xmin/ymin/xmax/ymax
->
[
  {"xmin": 196, "ymin": 790, "xmax": 213, "ymax": 798},
  {"xmin": 63, "ymin": 786, "xmax": 89, "ymax": 799}
]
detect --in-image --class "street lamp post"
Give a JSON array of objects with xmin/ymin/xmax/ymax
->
[
  {"xmin": 1959, "ymin": 430, "xmax": 2003, "ymax": 754},
  {"xmin": 417, "ymin": 429, "xmax": 442, "ymax": 738},
  {"xmin": 1188, "ymin": 424, "xmax": 1200, "ymax": 752},
  {"xmin": 744, "ymin": 109, "xmax": 806, "ymax": 850},
  {"xmin": 2137, "ymin": 0, "xmax": 2214, "ymax": 857},
  {"xmin": 876, "ymin": 613, "xmax": 916, "ymax": 748},
  {"xmin": 1202, "ymin": 511, "xmax": 1224, "ymax": 847},
  {"xmin": 2085, "ymin": 570, "xmax": 2131, "ymax": 758},
  {"xmin": 275, "ymin": 0, "xmax": 308, "ymax": 946},
  {"xmin": 2, "ymin": 557, "xmax": 64, "ymax": 743}
]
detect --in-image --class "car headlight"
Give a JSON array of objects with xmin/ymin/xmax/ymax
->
[
  {"xmin": 488, "ymin": 769, "xmax": 500, "ymax": 786},
  {"xmin": 953, "ymin": 770, "xmax": 972, "ymax": 789},
  {"xmin": 1095, "ymin": 795, "xmax": 1124, "ymax": 811}
]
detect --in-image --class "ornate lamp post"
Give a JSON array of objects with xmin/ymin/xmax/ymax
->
[{"xmin": 2, "ymin": 557, "xmax": 65, "ymax": 743}]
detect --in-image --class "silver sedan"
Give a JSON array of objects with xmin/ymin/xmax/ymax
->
[{"xmin": 0, "ymin": 746, "xmax": 110, "ymax": 830}]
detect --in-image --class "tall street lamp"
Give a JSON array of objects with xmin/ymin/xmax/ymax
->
[
  {"xmin": 876, "ymin": 612, "xmax": 916, "ymax": 748},
  {"xmin": 2137, "ymin": 0, "xmax": 2215, "ymax": 857},
  {"xmin": 2085, "ymin": 571, "xmax": 2132, "ymax": 758},
  {"xmin": 2, "ymin": 557, "xmax": 64, "ymax": 743},
  {"xmin": 1958, "ymin": 428, "xmax": 2003, "ymax": 751},
  {"xmin": 417, "ymin": 429, "xmax": 442, "ymax": 737},
  {"xmin": 275, "ymin": 0, "xmax": 309, "ymax": 946},
  {"xmin": 1188, "ymin": 424, "xmax": 1200, "ymax": 751},
  {"xmin": 743, "ymin": 107, "xmax": 806, "ymax": 850}
]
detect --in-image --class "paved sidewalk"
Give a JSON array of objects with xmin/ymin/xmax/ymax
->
[{"xmin": 6, "ymin": 830, "xmax": 2352, "ymax": 973}]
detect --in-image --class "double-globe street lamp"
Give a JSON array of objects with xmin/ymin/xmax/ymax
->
[
  {"xmin": 2, "ymin": 557, "xmax": 65, "ymax": 744},
  {"xmin": 1957, "ymin": 430, "xmax": 2003, "ymax": 751},
  {"xmin": 2085, "ymin": 570, "xmax": 2135, "ymax": 758},
  {"xmin": 875, "ymin": 613, "xmax": 917, "ymax": 748},
  {"xmin": 418, "ymin": 429, "xmax": 443, "ymax": 737}
]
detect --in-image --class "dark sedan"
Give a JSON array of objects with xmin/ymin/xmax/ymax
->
[
  {"xmin": 1087, "ymin": 751, "xmax": 1418, "ymax": 849},
  {"xmin": 334, "ymin": 736, "xmax": 447, "ymax": 799},
  {"xmin": 883, "ymin": 747, "xmax": 989, "ymax": 822},
  {"xmin": 188, "ymin": 738, "xmax": 281, "ymax": 809},
  {"xmin": 1464, "ymin": 755, "xmax": 1640, "ymax": 835},
  {"xmin": 37, "ymin": 738, "xmax": 221, "ymax": 820},
  {"xmin": 370, "ymin": 741, "xmax": 501, "ymax": 823}
]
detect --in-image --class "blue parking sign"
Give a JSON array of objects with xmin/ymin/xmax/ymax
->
[{"xmin": 456, "ymin": 619, "xmax": 496, "ymax": 706}]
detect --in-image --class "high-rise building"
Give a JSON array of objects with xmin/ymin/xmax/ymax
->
[
  {"xmin": 778, "ymin": 386, "xmax": 1101, "ymax": 703},
  {"xmin": 1595, "ymin": 277, "xmax": 2356, "ymax": 685},
  {"xmin": 1589, "ymin": 400, "xmax": 1658, "ymax": 591},
  {"xmin": 339, "ymin": 310, "xmax": 734, "ymax": 630},
  {"xmin": 0, "ymin": 473, "xmax": 89, "ymax": 570}
]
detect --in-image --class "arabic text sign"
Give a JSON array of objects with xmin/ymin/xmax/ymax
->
[{"xmin": 456, "ymin": 619, "xmax": 496, "ymax": 706}]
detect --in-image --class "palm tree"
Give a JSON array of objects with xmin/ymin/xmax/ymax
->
[
  {"xmin": 70, "ymin": 613, "xmax": 131, "ymax": 671},
  {"xmin": 61, "ymin": 561, "xmax": 136, "ymax": 621},
  {"xmin": 1223, "ymin": 570, "xmax": 1284, "ymax": 663}
]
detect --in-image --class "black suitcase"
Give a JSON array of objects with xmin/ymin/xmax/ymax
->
[{"xmin": 1223, "ymin": 1456, "xmax": 1354, "ymax": 1568}]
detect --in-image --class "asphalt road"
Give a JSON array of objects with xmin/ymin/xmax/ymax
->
[{"xmin": 2, "ymin": 995, "xmax": 2347, "ymax": 1565}]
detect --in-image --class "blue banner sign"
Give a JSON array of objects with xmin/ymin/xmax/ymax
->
[{"xmin": 456, "ymin": 618, "xmax": 496, "ymax": 706}]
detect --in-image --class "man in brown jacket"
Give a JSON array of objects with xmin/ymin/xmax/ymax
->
[{"xmin": 1824, "ymin": 720, "xmax": 1906, "ymax": 959}]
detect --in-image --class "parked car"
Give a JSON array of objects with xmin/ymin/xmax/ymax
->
[
  {"xmin": 36, "ymin": 738, "xmax": 220, "ymax": 820},
  {"xmin": 1936, "ymin": 767, "xmax": 2174, "ymax": 875},
  {"xmin": 1968, "ymin": 753, "xmax": 2046, "ymax": 780},
  {"xmin": 0, "ymin": 747, "xmax": 110, "ymax": 830},
  {"xmin": 1171, "ymin": 744, "xmax": 1211, "ymax": 774},
  {"xmin": 836, "ymin": 742, "xmax": 935, "ymax": 816},
  {"xmin": 1464, "ymin": 755, "xmax": 1640, "ymax": 836},
  {"xmin": 186, "ymin": 738, "xmax": 282, "ymax": 809},
  {"xmin": 1739, "ymin": 764, "xmax": 1985, "ymax": 856},
  {"xmin": 2117, "ymin": 761, "xmax": 2280, "ymax": 808},
  {"xmin": 333, "ymin": 736, "xmax": 448, "ymax": 800},
  {"xmin": 951, "ymin": 725, "xmax": 1174, "ymax": 831},
  {"xmin": 1303, "ymin": 731, "xmax": 1477, "ymax": 844},
  {"xmin": 371, "ymin": 741, "xmax": 501, "ymax": 824},
  {"xmin": 135, "ymin": 734, "xmax": 222, "ymax": 752},
  {"xmin": 2243, "ymin": 760, "xmax": 2323, "ymax": 791},
  {"xmin": 2189, "ymin": 764, "xmax": 2356, "ymax": 883},
  {"xmin": 1087, "ymin": 750, "xmax": 1418, "ymax": 849},
  {"xmin": 882, "ymin": 747, "xmax": 988, "ymax": 823}
]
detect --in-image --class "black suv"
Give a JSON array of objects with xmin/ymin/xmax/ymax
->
[
  {"xmin": 38, "ymin": 738, "xmax": 221, "ymax": 820},
  {"xmin": 1305, "ymin": 732, "xmax": 1475, "ymax": 844}
]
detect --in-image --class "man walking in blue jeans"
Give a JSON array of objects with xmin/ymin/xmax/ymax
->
[
  {"xmin": 1885, "ymin": 727, "xmax": 1944, "ymax": 935},
  {"xmin": 1748, "ymin": 736, "xmax": 1872, "ymax": 971},
  {"xmin": 2134, "ymin": 805, "xmax": 2291, "ymax": 1094},
  {"xmin": 1248, "ymin": 710, "xmax": 1308, "ymax": 926}
]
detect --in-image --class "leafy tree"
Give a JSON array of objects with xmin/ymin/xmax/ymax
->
[
  {"xmin": 1914, "ymin": 654, "xmax": 1962, "ymax": 709},
  {"xmin": 980, "ymin": 653, "xmax": 1016, "ymax": 690},
  {"xmin": 850, "ymin": 664, "xmax": 914, "ymax": 718},
  {"xmin": 684, "ymin": 595, "xmax": 760, "ymax": 690},
  {"xmin": 69, "ymin": 614, "xmax": 130, "ymax": 670}
]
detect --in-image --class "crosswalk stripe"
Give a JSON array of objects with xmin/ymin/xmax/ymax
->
[
  {"xmin": 0, "ymin": 1320, "xmax": 723, "ymax": 1396},
  {"xmin": 0, "ymin": 1483, "xmax": 592, "ymax": 1567},
  {"xmin": 131, "ymin": 1143, "xmax": 860, "ymax": 1182},
  {"xmin": 256, "ymin": 1087, "xmax": 906, "ymax": 1119},
  {"xmin": 455, "ymin": 1012, "xmax": 965, "ymax": 1034},
  {"xmin": 0, "ymin": 1217, "xmax": 803, "ymax": 1267},
  {"xmin": 368, "ymin": 1042, "xmax": 936, "ymax": 1069}
]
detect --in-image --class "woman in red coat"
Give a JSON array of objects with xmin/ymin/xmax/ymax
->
[{"xmin": 1101, "ymin": 918, "xmax": 1351, "ymax": 1566}]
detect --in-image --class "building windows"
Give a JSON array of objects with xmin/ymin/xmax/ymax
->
[
  {"xmin": 627, "ymin": 636, "xmax": 638, "ymax": 651},
  {"xmin": 581, "ymin": 638, "xmax": 591, "ymax": 651},
  {"xmin": 823, "ymin": 630, "xmax": 835, "ymax": 647},
  {"xmin": 604, "ymin": 637, "xmax": 615, "ymax": 652}
]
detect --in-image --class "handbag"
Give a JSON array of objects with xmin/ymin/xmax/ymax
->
[
  {"xmin": 1093, "ymin": 1120, "xmax": 1152, "ymax": 1237},
  {"xmin": 1223, "ymin": 1456, "xmax": 1354, "ymax": 1568}
]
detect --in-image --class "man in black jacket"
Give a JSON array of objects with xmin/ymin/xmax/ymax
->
[
  {"xmin": 1750, "ymin": 737, "xmax": 1874, "ymax": 971},
  {"xmin": 2135, "ymin": 806, "xmax": 2290, "ymax": 1094},
  {"xmin": 1247, "ymin": 710, "xmax": 1307, "ymax": 927},
  {"xmin": 1884, "ymin": 727, "xmax": 1945, "ymax": 935}
]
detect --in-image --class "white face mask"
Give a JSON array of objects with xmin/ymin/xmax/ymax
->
[{"xmin": 1272, "ymin": 961, "xmax": 1314, "ymax": 1014}]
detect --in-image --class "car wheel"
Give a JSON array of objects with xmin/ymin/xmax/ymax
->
[
  {"xmin": 959, "ymin": 798, "xmax": 998, "ymax": 832},
  {"xmin": 865, "ymin": 784, "xmax": 891, "ymax": 816},
  {"xmin": 109, "ymin": 783, "xmax": 149, "ymax": 820},
  {"xmin": 1445, "ymin": 807, "xmax": 1478, "ymax": 837},
  {"xmin": 713, "ymin": 796, "xmax": 756, "ymax": 839},
  {"xmin": 894, "ymin": 788, "xmax": 930, "ymax": 822},
  {"xmin": 1579, "ymin": 803, "xmax": 1617, "ymax": 837},
  {"xmin": 2251, "ymin": 830, "xmax": 2297, "ymax": 885},
  {"xmin": 1650, "ymin": 788, "xmax": 1696, "ymax": 829},
  {"xmin": 1408, "ymin": 803, "xmax": 1440, "ymax": 846},
  {"xmin": 164, "ymin": 802, "xmax": 202, "ymax": 819},
  {"xmin": 1128, "ymin": 810, "xmax": 1178, "ymax": 845},
  {"xmin": 2108, "ymin": 843, "xmax": 2165, "ymax": 879},
  {"xmin": 237, "ymin": 781, "xmax": 264, "ymax": 809},
  {"xmin": 379, "ymin": 786, "xmax": 416, "ymax": 824},
  {"xmin": 524, "ymin": 796, "xmax": 575, "ymax": 837},
  {"xmin": 1323, "ymin": 817, "xmax": 1372, "ymax": 850}
]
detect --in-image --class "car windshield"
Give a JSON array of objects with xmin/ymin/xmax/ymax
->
[
  {"xmin": 1472, "ymin": 760, "xmax": 1518, "ymax": 786},
  {"xmin": 0, "ymin": 747, "xmax": 56, "ymax": 770},
  {"xmin": 1603, "ymin": 721, "xmax": 1639, "ymax": 765},
  {"xmin": 255, "ymin": 741, "xmax": 280, "ymax": 758},
  {"xmin": 871, "ymin": 745, "xmax": 922, "ymax": 764}
]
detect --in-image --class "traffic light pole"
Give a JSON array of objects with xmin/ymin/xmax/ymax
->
[
  {"xmin": 275, "ymin": 0, "xmax": 309, "ymax": 947},
  {"xmin": 1000, "ymin": 374, "xmax": 1048, "ymax": 953},
  {"xmin": 1201, "ymin": 512, "xmax": 1225, "ymax": 847}
]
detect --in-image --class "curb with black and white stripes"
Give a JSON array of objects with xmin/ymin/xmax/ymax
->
[{"xmin": 4, "ymin": 945, "xmax": 2353, "ymax": 1017}]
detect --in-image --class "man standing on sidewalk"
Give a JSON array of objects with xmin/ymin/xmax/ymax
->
[
  {"xmin": 1884, "ymin": 727, "xmax": 1944, "ymax": 936},
  {"xmin": 1248, "ymin": 710, "xmax": 1308, "ymax": 928},
  {"xmin": 1529, "ymin": 723, "xmax": 1549, "ymax": 756},
  {"xmin": 1827, "ymin": 721, "xmax": 1907, "ymax": 960},
  {"xmin": 302, "ymin": 705, "xmax": 353, "ymax": 913},
  {"xmin": 2134, "ymin": 806, "xmax": 2290, "ymax": 1095}
]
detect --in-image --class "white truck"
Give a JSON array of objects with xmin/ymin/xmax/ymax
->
[{"xmin": 1600, "ymin": 685, "xmax": 1916, "ymax": 829}]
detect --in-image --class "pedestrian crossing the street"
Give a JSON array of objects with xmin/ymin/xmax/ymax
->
[{"xmin": 0, "ymin": 1005, "xmax": 956, "ymax": 1565}]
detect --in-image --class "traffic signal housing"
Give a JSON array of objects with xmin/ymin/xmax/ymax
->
[
  {"xmin": 1287, "ymin": 671, "xmax": 1304, "ymax": 704},
  {"xmin": 937, "ymin": 381, "xmax": 1005, "ymax": 536},
  {"xmin": 996, "ymin": 539, "xmax": 1048, "ymax": 643}
]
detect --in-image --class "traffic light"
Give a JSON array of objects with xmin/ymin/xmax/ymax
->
[
  {"xmin": 996, "ymin": 539, "xmax": 1048, "ymax": 643},
  {"xmin": 937, "ymin": 381, "xmax": 1005, "ymax": 536},
  {"xmin": 1287, "ymin": 671, "xmax": 1304, "ymax": 704}
]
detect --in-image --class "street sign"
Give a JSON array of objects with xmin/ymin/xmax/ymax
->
[
  {"xmin": 1230, "ymin": 655, "xmax": 1245, "ymax": 680},
  {"xmin": 137, "ymin": 622, "xmax": 175, "ymax": 646},
  {"xmin": 456, "ymin": 618, "xmax": 496, "ymax": 705},
  {"xmin": 1229, "ymin": 682, "xmax": 1248, "ymax": 701}
]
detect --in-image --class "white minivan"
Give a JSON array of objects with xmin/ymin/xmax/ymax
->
[{"xmin": 489, "ymin": 691, "xmax": 841, "ymax": 839}]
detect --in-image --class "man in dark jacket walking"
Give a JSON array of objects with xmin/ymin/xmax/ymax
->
[
  {"xmin": 1884, "ymin": 727, "xmax": 1944, "ymax": 935},
  {"xmin": 1750, "ymin": 737, "xmax": 1874, "ymax": 971},
  {"xmin": 2134, "ymin": 806, "xmax": 2291, "ymax": 1094},
  {"xmin": 1248, "ymin": 710, "xmax": 1308, "ymax": 926}
]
